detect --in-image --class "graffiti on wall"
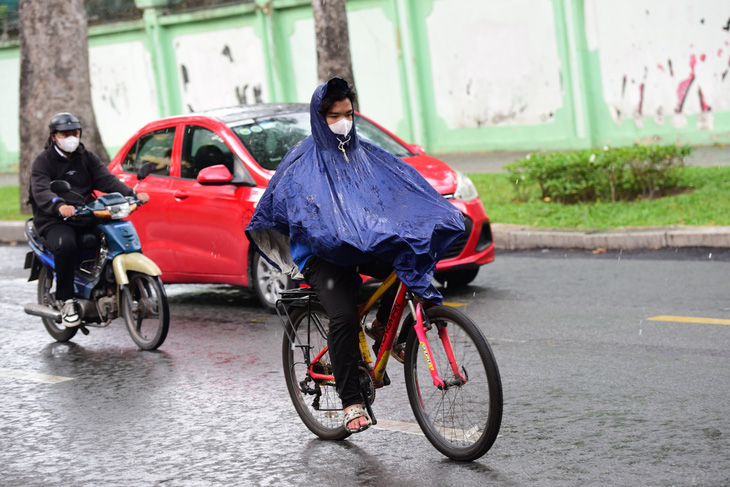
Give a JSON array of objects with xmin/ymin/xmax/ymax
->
[
  {"xmin": 426, "ymin": 0, "xmax": 564, "ymax": 130},
  {"xmin": 174, "ymin": 27, "xmax": 267, "ymax": 113},
  {"xmin": 587, "ymin": 0, "xmax": 730, "ymax": 131},
  {"xmin": 89, "ymin": 41, "xmax": 160, "ymax": 147}
]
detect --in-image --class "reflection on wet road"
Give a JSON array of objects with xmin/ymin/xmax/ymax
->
[{"xmin": 1, "ymin": 244, "xmax": 729, "ymax": 486}]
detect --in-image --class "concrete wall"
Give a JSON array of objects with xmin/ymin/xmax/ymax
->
[{"xmin": 0, "ymin": 0, "xmax": 728, "ymax": 173}]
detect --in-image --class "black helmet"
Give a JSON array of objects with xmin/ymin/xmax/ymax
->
[{"xmin": 49, "ymin": 112, "xmax": 82, "ymax": 133}]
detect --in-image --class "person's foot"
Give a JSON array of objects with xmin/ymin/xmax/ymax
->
[
  {"xmin": 391, "ymin": 342, "xmax": 406, "ymax": 363},
  {"xmin": 60, "ymin": 299, "xmax": 81, "ymax": 327},
  {"xmin": 364, "ymin": 319, "xmax": 385, "ymax": 341},
  {"xmin": 343, "ymin": 404, "xmax": 371, "ymax": 433}
]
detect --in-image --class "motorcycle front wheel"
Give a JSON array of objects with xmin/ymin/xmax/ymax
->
[
  {"xmin": 121, "ymin": 272, "xmax": 169, "ymax": 350},
  {"xmin": 37, "ymin": 266, "xmax": 77, "ymax": 342}
]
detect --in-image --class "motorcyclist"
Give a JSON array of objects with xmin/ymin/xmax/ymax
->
[{"xmin": 29, "ymin": 112, "xmax": 149, "ymax": 327}]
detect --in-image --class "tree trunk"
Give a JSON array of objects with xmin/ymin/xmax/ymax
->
[
  {"xmin": 311, "ymin": 0, "xmax": 357, "ymax": 100},
  {"xmin": 18, "ymin": 0, "xmax": 108, "ymax": 214}
]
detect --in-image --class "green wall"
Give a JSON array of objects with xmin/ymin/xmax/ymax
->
[{"xmin": 1, "ymin": 0, "xmax": 728, "ymax": 173}]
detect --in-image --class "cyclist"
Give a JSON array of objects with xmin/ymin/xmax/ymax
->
[
  {"xmin": 247, "ymin": 78, "xmax": 464, "ymax": 433},
  {"xmin": 29, "ymin": 112, "xmax": 149, "ymax": 327}
]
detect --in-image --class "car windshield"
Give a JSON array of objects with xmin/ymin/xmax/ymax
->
[{"xmin": 229, "ymin": 112, "xmax": 412, "ymax": 171}]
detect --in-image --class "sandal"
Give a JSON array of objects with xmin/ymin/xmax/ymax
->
[
  {"xmin": 364, "ymin": 320, "xmax": 385, "ymax": 341},
  {"xmin": 343, "ymin": 405, "xmax": 372, "ymax": 433}
]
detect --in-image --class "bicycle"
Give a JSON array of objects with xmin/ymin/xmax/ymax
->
[{"xmin": 277, "ymin": 270, "xmax": 503, "ymax": 461}]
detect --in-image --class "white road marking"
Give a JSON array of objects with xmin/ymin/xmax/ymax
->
[
  {"xmin": 372, "ymin": 418, "xmax": 424, "ymax": 435},
  {"xmin": 0, "ymin": 367, "xmax": 74, "ymax": 384}
]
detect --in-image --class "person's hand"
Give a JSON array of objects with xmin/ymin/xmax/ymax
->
[
  {"xmin": 136, "ymin": 192, "xmax": 150, "ymax": 204},
  {"xmin": 58, "ymin": 205, "xmax": 76, "ymax": 218}
]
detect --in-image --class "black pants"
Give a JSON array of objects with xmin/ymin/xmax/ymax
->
[
  {"xmin": 303, "ymin": 257, "xmax": 395, "ymax": 409},
  {"xmin": 42, "ymin": 223, "xmax": 97, "ymax": 302}
]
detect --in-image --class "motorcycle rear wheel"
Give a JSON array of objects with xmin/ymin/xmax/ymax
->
[
  {"xmin": 37, "ymin": 266, "xmax": 77, "ymax": 342},
  {"xmin": 121, "ymin": 272, "xmax": 169, "ymax": 350}
]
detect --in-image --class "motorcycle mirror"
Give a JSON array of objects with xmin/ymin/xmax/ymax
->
[
  {"xmin": 50, "ymin": 180, "xmax": 72, "ymax": 194},
  {"xmin": 137, "ymin": 162, "xmax": 155, "ymax": 181}
]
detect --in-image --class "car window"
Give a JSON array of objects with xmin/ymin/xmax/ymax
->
[
  {"xmin": 229, "ymin": 112, "xmax": 411, "ymax": 171},
  {"xmin": 354, "ymin": 115, "xmax": 411, "ymax": 158},
  {"xmin": 181, "ymin": 125, "xmax": 237, "ymax": 179},
  {"xmin": 231, "ymin": 114, "xmax": 310, "ymax": 170},
  {"xmin": 122, "ymin": 127, "xmax": 175, "ymax": 176}
]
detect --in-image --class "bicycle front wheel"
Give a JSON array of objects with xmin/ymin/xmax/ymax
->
[
  {"xmin": 282, "ymin": 305, "xmax": 350, "ymax": 440},
  {"xmin": 403, "ymin": 305, "xmax": 502, "ymax": 461}
]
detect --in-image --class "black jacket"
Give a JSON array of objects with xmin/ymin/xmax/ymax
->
[{"xmin": 30, "ymin": 140, "xmax": 134, "ymax": 236}]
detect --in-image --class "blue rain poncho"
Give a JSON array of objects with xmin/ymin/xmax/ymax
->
[{"xmin": 245, "ymin": 78, "xmax": 464, "ymax": 303}]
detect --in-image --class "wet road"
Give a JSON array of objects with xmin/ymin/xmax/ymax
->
[{"xmin": 1, "ymin": 243, "xmax": 728, "ymax": 486}]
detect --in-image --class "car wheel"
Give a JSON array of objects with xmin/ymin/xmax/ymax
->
[
  {"xmin": 434, "ymin": 267, "xmax": 480, "ymax": 290},
  {"xmin": 252, "ymin": 252, "xmax": 294, "ymax": 313}
]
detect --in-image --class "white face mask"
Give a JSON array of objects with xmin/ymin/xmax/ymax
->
[
  {"xmin": 329, "ymin": 118, "xmax": 353, "ymax": 137},
  {"xmin": 56, "ymin": 135, "xmax": 80, "ymax": 153}
]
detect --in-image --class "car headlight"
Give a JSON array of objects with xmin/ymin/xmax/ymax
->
[{"xmin": 453, "ymin": 170, "xmax": 479, "ymax": 201}]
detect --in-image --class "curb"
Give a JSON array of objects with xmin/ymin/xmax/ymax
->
[
  {"xmin": 0, "ymin": 221, "xmax": 26, "ymax": 244},
  {"xmin": 2, "ymin": 220, "xmax": 730, "ymax": 250},
  {"xmin": 492, "ymin": 223, "xmax": 730, "ymax": 250}
]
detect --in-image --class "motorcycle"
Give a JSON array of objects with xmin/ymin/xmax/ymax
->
[{"xmin": 23, "ymin": 163, "xmax": 169, "ymax": 350}]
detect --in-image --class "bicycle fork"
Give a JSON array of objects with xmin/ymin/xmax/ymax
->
[{"xmin": 407, "ymin": 297, "xmax": 468, "ymax": 390}]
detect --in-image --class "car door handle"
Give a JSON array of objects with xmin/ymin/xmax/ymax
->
[{"xmin": 173, "ymin": 191, "xmax": 189, "ymax": 201}]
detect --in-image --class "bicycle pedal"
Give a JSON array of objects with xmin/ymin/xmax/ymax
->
[{"xmin": 373, "ymin": 371, "xmax": 391, "ymax": 388}]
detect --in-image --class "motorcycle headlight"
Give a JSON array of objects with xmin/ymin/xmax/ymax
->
[
  {"xmin": 108, "ymin": 202, "xmax": 130, "ymax": 220},
  {"xmin": 453, "ymin": 170, "xmax": 479, "ymax": 201}
]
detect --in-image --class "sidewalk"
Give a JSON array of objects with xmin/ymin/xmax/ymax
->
[{"xmin": 2, "ymin": 145, "xmax": 729, "ymax": 249}]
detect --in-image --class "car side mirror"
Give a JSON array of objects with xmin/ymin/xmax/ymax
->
[
  {"xmin": 50, "ymin": 180, "xmax": 72, "ymax": 194},
  {"xmin": 137, "ymin": 162, "xmax": 155, "ymax": 181},
  {"xmin": 197, "ymin": 164, "xmax": 233, "ymax": 184},
  {"xmin": 407, "ymin": 143, "xmax": 426, "ymax": 156}
]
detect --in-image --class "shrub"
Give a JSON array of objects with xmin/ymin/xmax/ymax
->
[{"xmin": 504, "ymin": 144, "xmax": 690, "ymax": 204}]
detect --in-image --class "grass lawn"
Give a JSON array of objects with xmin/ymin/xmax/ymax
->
[
  {"xmin": 0, "ymin": 186, "xmax": 25, "ymax": 221},
  {"xmin": 470, "ymin": 165, "xmax": 730, "ymax": 228},
  {"xmin": 1, "ymin": 166, "xmax": 729, "ymax": 228}
]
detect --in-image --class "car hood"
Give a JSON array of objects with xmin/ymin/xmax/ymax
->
[{"xmin": 403, "ymin": 154, "xmax": 458, "ymax": 195}]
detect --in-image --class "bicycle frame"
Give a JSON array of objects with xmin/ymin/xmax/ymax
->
[{"xmin": 278, "ymin": 270, "xmax": 466, "ymax": 394}]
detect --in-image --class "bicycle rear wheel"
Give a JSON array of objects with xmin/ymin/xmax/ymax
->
[
  {"xmin": 403, "ymin": 305, "xmax": 502, "ymax": 461},
  {"xmin": 281, "ymin": 304, "xmax": 350, "ymax": 440}
]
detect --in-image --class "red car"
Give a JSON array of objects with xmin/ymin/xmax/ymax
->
[{"xmin": 108, "ymin": 104, "xmax": 494, "ymax": 311}]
